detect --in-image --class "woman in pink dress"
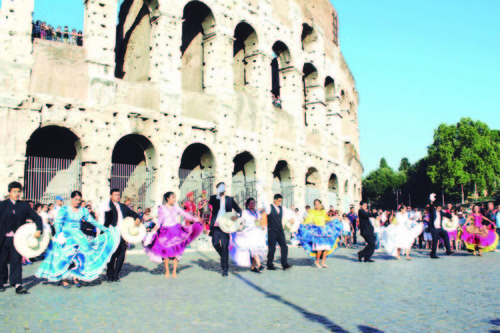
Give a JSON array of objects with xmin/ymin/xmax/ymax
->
[
  {"xmin": 144, "ymin": 192, "xmax": 202, "ymax": 278},
  {"xmin": 460, "ymin": 204, "xmax": 498, "ymax": 256}
]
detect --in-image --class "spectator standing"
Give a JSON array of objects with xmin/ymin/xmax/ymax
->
[
  {"xmin": 70, "ymin": 29, "xmax": 77, "ymax": 45},
  {"xmin": 63, "ymin": 26, "xmax": 70, "ymax": 43},
  {"xmin": 347, "ymin": 207, "xmax": 358, "ymax": 245},
  {"xmin": 55, "ymin": 26, "xmax": 62, "ymax": 42},
  {"xmin": 76, "ymin": 31, "xmax": 83, "ymax": 46},
  {"xmin": 40, "ymin": 22, "xmax": 47, "ymax": 39}
]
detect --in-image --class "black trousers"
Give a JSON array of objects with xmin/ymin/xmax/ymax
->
[
  {"xmin": 107, "ymin": 237, "xmax": 127, "ymax": 279},
  {"xmin": 358, "ymin": 234, "xmax": 376, "ymax": 260},
  {"xmin": 211, "ymin": 227, "xmax": 230, "ymax": 272},
  {"xmin": 0, "ymin": 237, "xmax": 22, "ymax": 286},
  {"xmin": 351, "ymin": 222, "xmax": 357, "ymax": 244},
  {"xmin": 267, "ymin": 229, "xmax": 288, "ymax": 268},
  {"xmin": 430, "ymin": 228, "xmax": 451, "ymax": 257}
]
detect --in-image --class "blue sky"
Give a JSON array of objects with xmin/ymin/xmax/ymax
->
[
  {"xmin": 4, "ymin": 0, "xmax": 499, "ymax": 175},
  {"xmin": 332, "ymin": 0, "xmax": 500, "ymax": 174}
]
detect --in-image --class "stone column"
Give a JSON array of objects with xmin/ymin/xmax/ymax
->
[
  {"xmin": 280, "ymin": 66, "xmax": 303, "ymax": 131},
  {"xmin": 84, "ymin": 0, "xmax": 118, "ymax": 105},
  {"xmin": 80, "ymin": 143, "xmax": 112, "ymax": 205},
  {"xmin": 0, "ymin": 0, "xmax": 34, "ymax": 97},
  {"xmin": 202, "ymin": 30, "xmax": 234, "ymax": 97},
  {"xmin": 149, "ymin": 10, "xmax": 182, "ymax": 114}
]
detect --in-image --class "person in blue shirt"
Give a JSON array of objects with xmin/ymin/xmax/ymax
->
[{"xmin": 347, "ymin": 207, "xmax": 358, "ymax": 245}]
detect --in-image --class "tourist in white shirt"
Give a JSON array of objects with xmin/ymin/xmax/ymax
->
[{"xmin": 341, "ymin": 214, "xmax": 352, "ymax": 248}]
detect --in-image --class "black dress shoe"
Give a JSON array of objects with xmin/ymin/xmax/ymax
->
[
  {"xmin": 267, "ymin": 265, "xmax": 277, "ymax": 271},
  {"xmin": 0, "ymin": 285, "xmax": 5, "ymax": 292},
  {"xmin": 106, "ymin": 277, "xmax": 114, "ymax": 283},
  {"xmin": 222, "ymin": 271, "xmax": 228, "ymax": 277},
  {"xmin": 113, "ymin": 278, "xmax": 121, "ymax": 283},
  {"xmin": 258, "ymin": 265, "xmax": 265, "ymax": 271},
  {"xmin": 15, "ymin": 286, "xmax": 28, "ymax": 294},
  {"xmin": 446, "ymin": 251, "xmax": 455, "ymax": 256},
  {"xmin": 282, "ymin": 264, "xmax": 293, "ymax": 271},
  {"xmin": 364, "ymin": 259, "xmax": 375, "ymax": 263},
  {"xmin": 358, "ymin": 253, "xmax": 363, "ymax": 262},
  {"xmin": 430, "ymin": 255, "xmax": 440, "ymax": 259},
  {"xmin": 250, "ymin": 267, "xmax": 261, "ymax": 274}
]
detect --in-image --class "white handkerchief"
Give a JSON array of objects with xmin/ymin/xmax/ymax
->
[{"xmin": 53, "ymin": 233, "xmax": 67, "ymax": 245}]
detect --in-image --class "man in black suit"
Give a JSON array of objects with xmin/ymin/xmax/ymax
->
[
  {"xmin": 99, "ymin": 188, "xmax": 140, "ymax": 282},
  {"xmin": 0, "ymin": 181, "xmax": 43, "ymax": 294},
  {"xmin": 264, "ymin": 194, "xmax": 292, "ymax": 271},
  {"xmin": 357, "ymin": 201, "xmax": 379, "ymax": 263},
  {"xmin": 428, "ymin": 193, "xmax": 454, "ymax": 259},
  {"xmin": 208, "ymin": 182, "xmax": 242, "ymax": 277}
]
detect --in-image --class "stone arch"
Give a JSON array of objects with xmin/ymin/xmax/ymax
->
[
  {"xmin": 233, "ymin": 22, "xmax": 258, "ymax": 88},
  {"xmin": 305, "ymin": 167, "xmax": 321, "ymax": 206},
  {"xmin": 111, "ymin": 134, "xmax": 157, "ymax": 209},
  {"xmin": 328, "ymin": 173, "xmax": 339, "ymax": 208},
  {"xmin": 179, "ymin": 142, "xmax": 215, "ymax": 200},
  {"xmin": 24, "ymin": 126, "xmax": 83, "ymax": 203},
  {"xmin": 271, "ymin": 41, "xmax": 291, "ymax": 98},
  {"xmin": 272, "ymin": 160, "xmax": 294, "ymax": 208},
  {"xmin": 325, "ymin": 76, "xmax": 335, "ymax": 101},
  {"xmin": 232, "ymin": 151, "xmax": 256, "ymax": 206},
  {"xmin": 115, "ymin": 0, "xmax": 156, "ymax": 81},
  {"xmin": 181, "ymin": 0, "xmax": 216, "ymax": 92},
  {"xmin": 303, "ymin": 63, "xmax": 319, "ymax": 126},
  {"xmin": 301, "ymin": 23, "xmax": 318, "ymax": 53}
]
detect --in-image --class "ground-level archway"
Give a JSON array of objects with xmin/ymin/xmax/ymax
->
[
  {"xmin": 305, "ymin": 167, "xmax": 321, "ymax": 207},
  {"xmin": 24, "ymin": 126, "xmax": 82, "ymax": 203},
  {"xmin": 271, "ymin": 160, "xmax": 294, "ymax": 208},
  {"xmin": 179, "ymin": 143, "xmax": 215, "ymax": 205},
  {"xmin": 111, "ymin": 134, "xmax": 156, "ymax": 210},
  {"xmin": 231, "ymin": 152, "xmax": 256, "ymax": 207}
]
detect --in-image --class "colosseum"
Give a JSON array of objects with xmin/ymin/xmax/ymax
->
[{"xmin": 0, "ymin": 0, "xmax": 362, "ymax": 212}]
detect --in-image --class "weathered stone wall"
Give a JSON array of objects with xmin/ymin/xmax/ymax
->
[{"xmin": 0, "ymin": 0, "xmax": 362, "ymax": 211}]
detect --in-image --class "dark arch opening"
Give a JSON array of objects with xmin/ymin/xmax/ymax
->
[
  {"xmin": 26, "ymin": 126, "xmax": 79, "ymax": 159},
  {"xmin": 181, "ymin": 1, "xmax": 214, "ymax": 55},
  {"xmin": 180, "ymin": 143, "xmax": 211, "ymax": 171},
  {"xmin": 271, "ymin": 41, "xmax": 290, "ymax": 98},
  {"xmin": 112, "ymin": 134, "xmax": 153, "ymax": 165},
  {"xmin": 232, "ymin": 152, "xmax": 254, "ymax": 176}
]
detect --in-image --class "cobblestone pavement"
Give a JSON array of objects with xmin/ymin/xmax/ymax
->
[{"xmin": 2, "ymin": 246, "xmax": 500, "ymax": 333}]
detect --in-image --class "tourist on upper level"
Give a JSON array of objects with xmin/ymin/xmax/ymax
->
[
  {"xmin": 76, "ymin": 31, "xmax": 83, "ymax": 46},
  {"xmin": 298, "ymin": 199, "xmax": 343, "ymax": 268},
  {"xmin": 144, "ymin": 191, "xmax": 202, "ymax": 279},
  {"xmin": 63, "ymin": 26, "xmax": 70, "ymax": 43},
  {"xmin": 40, "ymin": 22, "xmax": 47, "ymax": 39},
  {"xmin": 229, "ymin": 198, "xmax": 267, "ymax": 273},
  {"xmin": 70, "ymin": 29, "xmax": 77, "ymax": 45}
]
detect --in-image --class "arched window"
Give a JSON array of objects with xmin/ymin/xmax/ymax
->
[
  {"xmin": 270, "ymin": 41, "xmax": 291, "ymax": 106},
  {"xmin": 233, "ymin": 22, "xmax": 258, "ymax": 88},
  {"xmin": 301, "ymin": 23, "xmax": 317, "ymax": 53},
  {"xmin": 325, "ymin": 76, "xmax": 335, "ymax": 101}
]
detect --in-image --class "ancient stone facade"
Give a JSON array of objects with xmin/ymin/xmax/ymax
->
[{"xmin": 0, "ymin": 0, "xmax": 362, "ymax": 211}]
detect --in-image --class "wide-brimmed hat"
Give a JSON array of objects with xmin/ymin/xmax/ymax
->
[
  {"xmin": 442, "ymin": 217, "xmax": 456, "ymax": 232},
  {"xmin": 14, "ymin": 223, "xmax": 51, "ymax": 258},
  {"xmin": 120, "ymin": 217, "xmax": 147, "ymax": 243},
  {"xmin": 219, "ymin": 212, "xmax": 243, "ymax": 233}
]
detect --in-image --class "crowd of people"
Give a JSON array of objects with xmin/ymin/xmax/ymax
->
[
  {"xmin": 32, "ymin": 20, "xmax": 83, "ymax": 46},
  {"xmin": 0, "ymin": 179, "xmax": 498, "ymax": 295}
]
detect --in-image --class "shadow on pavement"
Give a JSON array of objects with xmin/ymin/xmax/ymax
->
[
  {"xmin": 489, "ymin": 318, "xmax": 500, "ymax": 333},
  {"xmin": 358, "ymin": 325, "xmax": 385, "ymax": 333},
  {"xmin": 233, "ymin": 272, "xmax": 347, "ymax": 332}
]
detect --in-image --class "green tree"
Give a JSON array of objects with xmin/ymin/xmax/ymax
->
[
  {"xmin": 427, "ymin": 118, "xmax": 500, "ymax": 199},
  {"xmin": 398, "ymin": 157, "xmax": 411, "ymax": 173},
  {"xmin": 379, "ymin": 157, "xmax": 389, "ymax": 169}
]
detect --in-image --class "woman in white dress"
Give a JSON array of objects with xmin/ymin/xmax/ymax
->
[
  {"xmin": 229, "ymin": 198, "xmax": 267, "ymax": 273},
  {"xmin": 381, "ymin": 205, "xmax": 423, "ymax": 260}
]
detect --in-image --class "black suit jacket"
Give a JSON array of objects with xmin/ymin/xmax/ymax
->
[
  {"xmin": 103, "ymin": 201, "xmax": 139, "ymax": 228},
  {"xmin": 358, "ymin": 208, "xmax": 378, "ymax": 237},
  {"xmin": 0, "ymin": 199, "xmax": 43, "ymax": 246},
  {"xmin": 208, "ymin": 195, "xmax": 242, "ymax": 230},
  {"xmin": 428, "ymin": 202, "xmax": 451, "ymax": 231}
]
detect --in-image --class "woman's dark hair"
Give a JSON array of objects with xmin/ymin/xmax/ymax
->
[
  {"xmin": 71, "ymin": 191, "xmax": 82, "ymax": 198},
  {"xmin": 398, "ymin": 204, "xmax": 407, "ymax": 212},
  {"xmin": 34, "ymin": 203, "xmax": 43, "ymax": 211},
  {"xmin": 314, "ymin": 199, "xmax": 322, "ymax": 205},
  {"xmin": 245, "ymin": 198, "xmax": 255, "ymax": 209},
  {"xmin": 342, "ymin": 213, "xmax": 347, "ymax": 218},
  {"xmin": 163, "ymin": 191, "xmax": 175, "ymax": 202}
]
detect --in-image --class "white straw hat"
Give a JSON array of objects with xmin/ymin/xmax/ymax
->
[
  {"xmin": 14, "ymin": 223, "xmax": 51, "ymax": 258},
  {"xmin": 120, "ymin": 217, "xmax": 147, "ymax": 244}
]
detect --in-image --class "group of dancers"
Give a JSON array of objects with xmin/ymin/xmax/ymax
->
[{"xmin": 0, "ymin": 181, "xmax": 498, "ymax": 294}]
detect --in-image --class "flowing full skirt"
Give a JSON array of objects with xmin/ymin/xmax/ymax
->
[
  {"xmin": 460, "ymin": 225, "xmax": 498, "ymax": 252},
  {"xmin": 297, "ymin": 219, "xmax": 343, "ymax": 257},
  {"xmin": 145, "ymin": 223, "xmax": 203, "ymax": 262},
  {"xmin": 229, "ymin": 227, "xmax": 267, "ymax": 267},
  {"xmin": 35, "ymin": 227, "xmax": 120, "ymax": 282},
  {"xmin": 381, "ymin": 223, "xmax": 423, "ymax": 257}
]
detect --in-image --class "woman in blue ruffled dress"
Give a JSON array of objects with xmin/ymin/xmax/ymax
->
[
  {"xmin": 36, "ymin": 191, "xmax": 120, "ymax": 288},
  {"xmin": 297, "ymin": 199, "xmax": 343, "ymax": 268}
]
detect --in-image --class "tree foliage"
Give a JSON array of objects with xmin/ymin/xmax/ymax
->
[{"xmin": 362, "ymin": 118, "xmax": 500, "ymax": 208}]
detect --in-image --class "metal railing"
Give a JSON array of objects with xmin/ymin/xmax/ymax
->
[
  {"xmin": 24, "ymin": 156, "xmax": 82, "ymax": 203},
  {"xmin": 111, "ymin": 163, "xmax": 156, "ymax": 211}
]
